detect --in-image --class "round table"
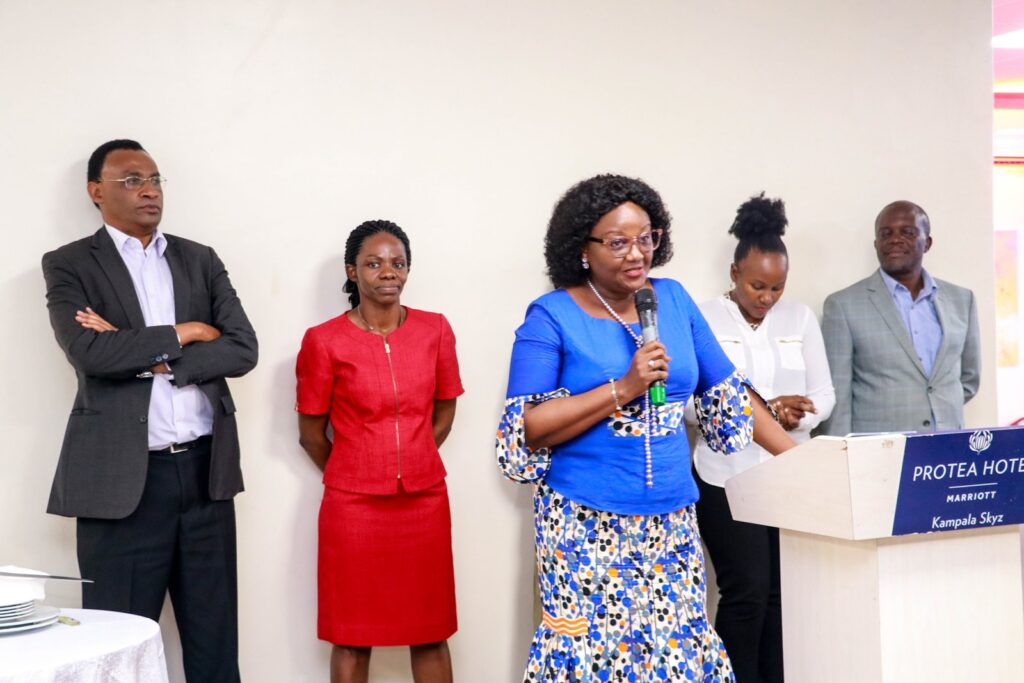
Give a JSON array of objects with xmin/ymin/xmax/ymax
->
[{"xmin": 0, "ymin": 608, "xmax": 168, "ymax": 682}]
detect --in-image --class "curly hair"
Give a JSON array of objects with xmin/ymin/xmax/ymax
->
[
  {"xmin": 342, "ymin": 219, "xmax": 411, "ymax": 308},
  {"xmin": 729, "ymin": 192, "xmax": 788, "ymax": 262},
  {"xmin": 544, "ymin": 174, "xmax": 674, "ymax": 288}
]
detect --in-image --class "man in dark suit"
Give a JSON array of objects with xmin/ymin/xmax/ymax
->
[{"xmin": 42, "ymin": 139, "xmax": 257, "ymax": 682}]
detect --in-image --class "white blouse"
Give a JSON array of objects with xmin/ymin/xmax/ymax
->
[{"xmin": 688, "ymin": 295, "xmax": 836, "ymax": 487}]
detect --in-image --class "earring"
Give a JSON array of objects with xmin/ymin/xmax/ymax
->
[{"xmin": 582, "ymin": 256, "xmax": 590, "ymax": 270}]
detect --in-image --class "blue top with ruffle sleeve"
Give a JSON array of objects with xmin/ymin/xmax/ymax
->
[{"xmin": 505, "ymin": 277, "xmax": 738, "ymax": 515}]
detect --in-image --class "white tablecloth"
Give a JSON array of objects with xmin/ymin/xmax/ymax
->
[{"xmin": 0, "ymin": 608, "xmax": 168, "ymax": 683}]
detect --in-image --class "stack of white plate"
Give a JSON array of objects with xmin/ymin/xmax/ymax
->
[{"xmin": 0, "ymin": 600, "xmax": 60, "ymax": 634}]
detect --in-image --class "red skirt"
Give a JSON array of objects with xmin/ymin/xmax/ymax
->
[{"xmin": 317, "ymin": 479, "xmax": 457, "ymax": 646}]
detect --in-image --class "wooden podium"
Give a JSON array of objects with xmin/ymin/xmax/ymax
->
[{"xmin": 724, "ymin": 432, "xmax": 1024, "ymax": 682}]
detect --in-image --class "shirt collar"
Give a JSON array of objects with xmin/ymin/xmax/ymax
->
[
  {"xmin": 720, "ymin": 292, "xmax": 770, "ymax": 329},
  {"xmin": 104, "ymin": 223, "xmax": 167, "ymax": 257},
  {"xmin": 879, "ymin": 267, "xmax": 938, "ymax": 301}
]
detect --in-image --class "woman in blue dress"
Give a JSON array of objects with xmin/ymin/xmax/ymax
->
[{"xmin": 497, "ymin": 174, "xmax": 796, "ymax": 682}]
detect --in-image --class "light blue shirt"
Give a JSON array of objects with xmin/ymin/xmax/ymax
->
[
  {"xmin": 879, "ymin": 268, "xmax": 943, "ymax": 377},
  {"xmin": 105, "ymin": 224, "xmax": 213, "ymax": 449}
]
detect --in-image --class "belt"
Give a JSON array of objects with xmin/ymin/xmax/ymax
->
[{"xmin": 149, "ymin": 435, "xmax": 211, "ymax": 455}]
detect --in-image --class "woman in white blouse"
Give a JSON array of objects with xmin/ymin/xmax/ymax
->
[{"xmin": 691, "ymin": 193, "xmax": 835, "ymax": 683}]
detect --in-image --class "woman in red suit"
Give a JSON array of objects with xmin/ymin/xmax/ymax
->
[{"xmin": 296, "ymin": 219, "xmax": 463, "ymax": 683}]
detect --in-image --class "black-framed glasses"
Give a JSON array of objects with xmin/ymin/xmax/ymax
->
[
  {"xmin": 97, "ymin": 175, "xmax": 167, "ymax": 190},
  {"xmin": 586, "ymin": 229, "xmax": 662, "ymax": 258}
]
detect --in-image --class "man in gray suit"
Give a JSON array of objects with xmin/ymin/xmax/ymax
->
[
  {"xmin": 42, "ymin": 139, "xmax": 257, "ymax": 682},
  {"xmin": 820, "ymin": 200, "xmax": 980, "ymax": 435}
]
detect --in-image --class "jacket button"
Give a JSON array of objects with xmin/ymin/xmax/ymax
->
[
  {"xmin": 923, "ymin": 419, "xmax": 931, "ymax": 427},
  {"xmin": 162, "ymin": 353, "xmax": 169, "ymax": 360},
  {"xmin": 139, "ymin": 416, "xmax": 148, "ymax": 423},
  {"xmin": 927, "ymin": 386, "xmax": 934, "ymax": 393}
]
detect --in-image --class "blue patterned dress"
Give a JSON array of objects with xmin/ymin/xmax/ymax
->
[{"xmin": 497, "ymin": 279, "xmax": 756, "ymax": 682}]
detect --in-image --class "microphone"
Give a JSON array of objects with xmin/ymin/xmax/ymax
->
[{"xmin": 634, "ymin": 288, "xmax": 666, "ymax": 406}]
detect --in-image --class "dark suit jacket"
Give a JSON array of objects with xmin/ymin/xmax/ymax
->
[{"xmin": 42, "ymin": 227, "xmax": 258, "ymax": 519}]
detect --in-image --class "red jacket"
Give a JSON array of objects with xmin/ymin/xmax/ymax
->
[{"xmin": 296, "ymin": 308, "xmax": 463, "ymax": 493}]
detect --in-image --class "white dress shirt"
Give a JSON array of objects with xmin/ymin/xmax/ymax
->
[
  {"xmin": 105, "ymin": 224, "xmax": 214, "ymax": 450},
  {"xmin": 689, "ymin": 295, "xmax": 836, "ymax": 487}
]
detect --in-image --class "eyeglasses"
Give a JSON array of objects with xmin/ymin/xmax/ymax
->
[
  {"xmin": 586, "ymin": 229, "xmax": 662, "ymax": 258},
  {"xmin": 97, "ymin": 175, "xmax": 167, "ymax": 190}
]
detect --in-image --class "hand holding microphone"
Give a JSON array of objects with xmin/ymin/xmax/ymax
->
[
  {"xmin": 635, "ymin": 288, "xmax": 667, "ymax": 406},
  {"xmin": 618, "ymin": 288, "xmax": 670, "ymax": 405}
]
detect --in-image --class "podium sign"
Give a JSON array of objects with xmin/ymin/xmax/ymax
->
[
  {"xmin": 724, "ymin": 429, "xmax": 1024, "ymax": 681},
  {"xmin": 892, "ymin": 427, "xmax": 1024, "ymax": 535}
]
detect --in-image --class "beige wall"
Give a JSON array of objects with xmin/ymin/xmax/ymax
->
[{"xmin": 0, "ymin": 1, "xmax": 994, "ymax": 680}]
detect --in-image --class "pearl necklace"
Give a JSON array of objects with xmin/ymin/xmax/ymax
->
[{"xmin": 587, "ymin": 280, "xmax": 654, "ymax": 488}]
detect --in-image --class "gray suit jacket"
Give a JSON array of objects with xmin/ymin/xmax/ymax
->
[
  {"xmin": 819, "ymin": 270, "xmax": 980, "ymax": 435},
  {"xmin": 42, "ymin": 228, "xmax": 258, "ymax": 519}
]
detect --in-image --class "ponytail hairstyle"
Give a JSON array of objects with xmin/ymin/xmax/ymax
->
[
  {"xmin": 729, "ymin": 192, "xmax": 788, "ymax": 262},
  {"xmin": 342, "ymin": 219, "xmax": 412, "ymax": 308}
]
